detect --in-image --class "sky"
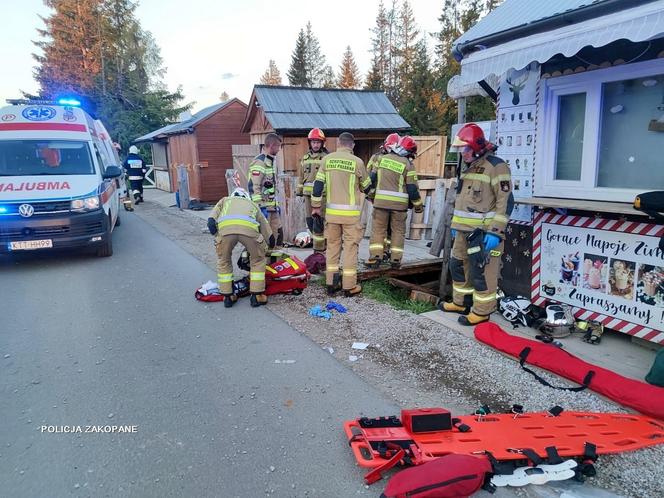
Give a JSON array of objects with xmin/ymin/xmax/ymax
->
[{"xmin": 1, "ymin": 0, "xmax": 445, "ymax": 112}]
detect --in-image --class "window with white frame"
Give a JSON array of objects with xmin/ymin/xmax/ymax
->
[{"xmin": 536, "ymin": 59, "xmax": 664, "ymax": 202}]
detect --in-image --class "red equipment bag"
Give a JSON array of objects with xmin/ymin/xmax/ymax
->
[
  {"xmin": 264, "ymin": 255, "xmax": 310, "ymax": 296},
  {"xmin": 381, "ymin": 454, "xmax": 492, "ymax": 498},
  {"xmin": 475, "ymin": 322, "xmax": 664, "ymax": 420},
  {"xmin": 194, "ymin": 290, "xmax": 224, "ymax": 302}
]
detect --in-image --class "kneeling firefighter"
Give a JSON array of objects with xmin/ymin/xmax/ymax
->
[
  {"xmin": 441, "ymin": 124, "xmax": 513, "ymax": 325},
  {"xmin": 207, "ymin": 188, "xmax": 275, "ymax": 308}
]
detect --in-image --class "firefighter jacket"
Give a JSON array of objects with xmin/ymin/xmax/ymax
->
[
  {"xmin": 123, "ymin": 153, "xmax": 146, "ymax": 181},
  {"xmin": 247, "ymin": 154, "xmax": 278, "ymax": 211},
  {"xmin": 451, "ymin": 153, "xmax": 512, "ymax": 238},
  {"xmin": 371, "ymin": 152, "xmax": 422, "ymax": 212},
  {"xmin": 297, "ymin": 149, "xmax": 328, "ymax": 196},
  {"xmin": 210, "ymin": 196, "xmax": 273, "ymax": 243},
  {"xmin": 311, "ymin": 146, "xmax": 372, "ymax": 225},
  {"xmin": 367, "ymin": 152, "xmax": 384, "ymax": 174}
]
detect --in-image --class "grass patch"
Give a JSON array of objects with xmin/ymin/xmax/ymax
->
[{"xmin": 362, "ymin": 277, "xmax": 437, "ymax": 314}]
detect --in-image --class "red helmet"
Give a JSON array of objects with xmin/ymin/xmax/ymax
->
[
  {"xmin": 307, "ymin": 128, "xmax": 326, "ymax": 142},
  {"xmin": 398, "ymin": 135, "xmax": 417, "ymax": 155},
  {"xmin": 383, "ymin": 133, "xmax": 400, "ymax": 152},
  {"xmin": 451, "ymin": 123, "xmax": 486, "ymax": 153}
]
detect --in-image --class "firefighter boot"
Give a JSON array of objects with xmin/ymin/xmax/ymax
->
[
  {"xmin": 440, "ymin": 302, "xmax": 469, "ymax": 315},
  {"xmin": 458, "ymin": 312, "xmax": 490, "ymax": 326},
  {"xmin": 250, "ymin": 293, "xmax": 268, "ymax": 307},
  {"xmin": 344, "ymin": 285, "xmax": 362, "ymax": 297},
  {"xmin": 365, "ymin": 257, "xmax": 381, "ymax": 269},
  {"xmin": 223, "ymin": 294, "xmax": 238, "ymax": 308},
  {"xmin": 327, "ymin": 273, "xmax": 342, "ymax": 296}
]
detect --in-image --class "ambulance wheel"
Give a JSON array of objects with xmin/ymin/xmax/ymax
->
[
  {"xmin": 292, "ymin": 289, "xmax": 302, "ymax": 296},
  {"xmin": 97, "ymin": 216, "xmax": 114, "ymax": 257}
]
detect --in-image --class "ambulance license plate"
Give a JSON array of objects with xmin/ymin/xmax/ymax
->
[{"xmin": 10, "ymin": 239, "xmax": 53, "ymax": 250}]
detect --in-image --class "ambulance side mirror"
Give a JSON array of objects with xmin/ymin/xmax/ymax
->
[{"xmin": 102, "ymin": 166, "xmax": 123, "ymax": 179}]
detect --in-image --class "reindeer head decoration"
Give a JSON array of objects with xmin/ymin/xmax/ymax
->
[{"xmin": 506, "ymin": 71, "xmax": 529, "ymax": 106}]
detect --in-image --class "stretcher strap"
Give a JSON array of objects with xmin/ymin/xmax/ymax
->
[
  {"xmin": 364, "ymin": 446, "xmax": 406, "ymax": 485},
  {"xmin": 519, "ymin": 347, "xmax": 595, "ymax": 392}
]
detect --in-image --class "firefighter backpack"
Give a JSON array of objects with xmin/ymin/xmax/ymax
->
[{"xmin": 265, "ymin": 255, "xmax": 310, "ymax": 296}]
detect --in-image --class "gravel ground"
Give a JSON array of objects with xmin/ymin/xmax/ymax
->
[{"xmin": 133, "ymin": 202, "xmax": 664, "ymax": 498}]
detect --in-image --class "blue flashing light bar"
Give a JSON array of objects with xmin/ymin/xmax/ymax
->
[
  {"xmin": 0, "ymin": 207, "xmax": 8, "ymax": 214},
  {"xmin": 57, "ymin": 98, "xmax": 81, "ymax": 106}
]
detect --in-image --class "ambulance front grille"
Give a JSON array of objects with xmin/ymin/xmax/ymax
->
[{"xmin": 0, "ymin": 221, "xmax": 104, "ymax": 240}]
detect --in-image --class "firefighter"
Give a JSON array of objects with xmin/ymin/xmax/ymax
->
[
  {"xmin": 296, "ymin": 128, "xmax": 328, "ymax": 252},
  {"xmin": 123, "ymin": 145, "xmax": 147, "ymax": 204},
  {"xmin": 367, "ymin": 133, "xmax": 400, "ymax": 261},
  {"xmin": 248, "ymin": 133, "xmax": 283, "ymax": 255},
  {"xmin": 367, "ymin": 136, "xmax": 423, "ymax": 269},
  {"xmin": 311, "ymin": 132, "xmax": 372, "ymax": 297},
  {"xmin": 440, "ymin": 123, "xmax": 513, "ymax": 325},
  {"xmin": 207, "ymin": 188, "xmax": 275, "ymax": 308}
]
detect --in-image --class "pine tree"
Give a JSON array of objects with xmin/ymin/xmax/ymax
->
[
  {"xmin": 220, "ymin": 91, "xmax": 230, "ymax": 101},
  {"xmin": 34, "ymin": 0, "xmax": 103, "ymax": 96},
  {"xmin": 337, "ymin": 46, "xmax": 360, "ymax": 89},
  {"xmin": 364, "ymin": 56, "xmax": 383, "ymax": 90},
  {"xmin": 369, "ymin": 1, "xmax": 389, "ymax": 91},
  {"xmin": 304, "ymin": 22, "xmax": 327, "ymax": 87},
  {"xmin": 393, "ymin": 0, "xmax": 419, "ymax": 107},
  {"xmin": 321, "ymin": 65, "xmax": 336, "ymax": 88},
  {"xmin": 33, "ymin": 0, "xmax": 190, "ymax": 152},
  {"xmin": 287, "ymin": 28, "xmax": 309, "ymax": 86},
  {"xmin": 260, "ymin": 59, "xmax": 282, "ymax": 85}
]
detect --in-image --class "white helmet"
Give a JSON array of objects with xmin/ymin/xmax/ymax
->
[
  {"xmin": 129, "ymin": 145, "xmax": 139, "ymax": 154},
  {"xmin": 231, "ymin": 187, "xmax": 250, "ymax": 199},
  {"xmin": 499, "ymin": 295, "xmax": 533, "ymax": 327},
  {"xmin": 294, "ymin": 231, "xmax": 312, "ymax": 248}
]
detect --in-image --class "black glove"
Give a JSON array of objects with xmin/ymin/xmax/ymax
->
[
  {"xmin": 268, "ymin": 234, "xmax": 276, "ymax": 249},
  {"xmin": 207, "ymin": 218, "xmax": 218, "ymax": 235}
]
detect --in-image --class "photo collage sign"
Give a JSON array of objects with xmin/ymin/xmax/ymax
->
[{"xmin": 496, "ymin": 63, "xmax": 539, "ymax": 223}]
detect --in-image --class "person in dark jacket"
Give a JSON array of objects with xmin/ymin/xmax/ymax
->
[{"xmin": 123, "ymin": 145, "xmax": 147, "ymax": 204}]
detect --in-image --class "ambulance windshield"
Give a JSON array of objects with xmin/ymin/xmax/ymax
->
[{"xmin": 0, "ymin": 140, "xmax": 95, "ymax": 176}]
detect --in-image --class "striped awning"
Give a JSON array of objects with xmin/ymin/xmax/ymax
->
[{"xmin": 458, "ymin": 1, "xmax": 664, "ymax": 84}]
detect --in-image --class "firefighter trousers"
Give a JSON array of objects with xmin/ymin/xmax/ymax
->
[
  {"xmin": 450, "ymin": 232, "xmax": 504, "ymax": 316},
  {"xmin": 129, "ymin": 179, "xmax": 144, "ymax": 199},
  {"xmin": 304, "ymin": 196, "xmax": 326, "ymax": 251},
  {"xmin": 216, "ymin": 233, "xmax": 267, "ymax": 294},
  {"xmin": 266, "ymin": 210, "xmax": 283, "ymax": 251},
  {"xmin": 325, "ymin": 221, "xmax": 362, "ymax": 290},
  {"xmin": 369, "ymin": 208, "xmax": 407, "ymax": 263}
]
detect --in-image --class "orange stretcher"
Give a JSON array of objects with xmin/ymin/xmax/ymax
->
[{"xmin": 344, "ymin": 408, "xmax": 664, "ymax": 471}]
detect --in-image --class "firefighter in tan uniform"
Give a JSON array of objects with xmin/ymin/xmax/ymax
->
[
  {"xmin": 311, "ymin": 132, "xmax": 373, "ymax": 296},
  {"xmin": 367, "ymin": 136, "xmax": 423, "ymax": 268},
  {"xmin": 296, "ymin": 128, "xmax": 328, "ymax": 252},
  {"xmin": 440, "ymin": 124, "xmax": 513, "ymax": 325},
  {"xmin": 207, "ymin": 188, "xmax": 275, "ymax": 308},
  {"xmin": 248, "ymin": 133, "xmax": 283, "ymax": 254},
  {"xmin": 367, "ymin": 133, "xmax": 401, "ymax": 261}
]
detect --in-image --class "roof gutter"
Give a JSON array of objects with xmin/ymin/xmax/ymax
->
[{"xmin": 454, "ymin": 0, "xmax": 657, "ymax": 61}]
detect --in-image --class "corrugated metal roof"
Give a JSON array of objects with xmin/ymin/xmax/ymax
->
[
  {"xmin": 455, "ymin": 0, "xmax": 609, "ymax": 46},
  {"xmin": 253, "ymin": 86, "xmax": 410, "ymax": 132},
  {"xmin": 134, "ymin": 101, "xmax": 232, "ymax": 143}
]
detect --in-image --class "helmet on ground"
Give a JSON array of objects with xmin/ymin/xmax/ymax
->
[
  {"xmin": 294, "ymin": 231, "xmax": 312, "ymax": 248},
  {"xmin": 237, "ymin": 250, "xmax": 250, "ymax": 271},
  {"xmin": 383, "ymin": 133, "xmax": 400, "ymax": 152},
  {"xmin": 231, "ymin": 187, "xmax": 250, "ymax": 199},
  {"xmin": 451, "ymin": 123, "xmax": 486, "ymax": 153},
  {"xmin": 307, "ymin": 128, "xmax": 326, "ymax": 142},
  {"xmin": 397, "ymin": 136, "xmax": 418, "ymax": 156},
  {"xmin": 129, "ymin": 145, "xmax": 139, "ymax": 154},
  {"xmin": 499, "ymin": 295, "xmax": 534, "ymax": 327},
  {"xmin": 539, "ymin": 304, "xmax": 574, "ymax": 338}
]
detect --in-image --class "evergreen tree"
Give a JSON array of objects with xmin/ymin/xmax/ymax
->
[
  {"xmin": 337, "ymin": 46, "xmax": 360, "ymax": 89},
  {"xmin": 33, "ymin": 0, "xmax": 190, "ymax": 152},
  {"xmin": 321, "ymin": 65, "xmax": 336, "ymax": 88},
  {"xmin": 34, "ymin": 0, "xmax": 103, "ymax": 96},
  {"xmin": 287, "ymin": 28, "xmax": 309, "ymax": 86},
  {"xmin": 220, "ymin": 91, "xmax": 230, "ymax": 101},
  {"xmin": 364, "ymin": 56, "xmax": 384, "ymax": 90},
  {"xmin": 259, "ymin": 59, "xmax": 282, "ymax": 85},
  {"xmin": 304, "ymin": 21, "xmax": 327, "ymax": 87},
  {"xmin": 369, "ymin": 1, "xmax": 389, "ymax": 90},
  {"xmin": 393, "ymin": 0, "xmax": 419, "ymax": 107}
]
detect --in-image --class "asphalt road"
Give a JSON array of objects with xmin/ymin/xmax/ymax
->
[{"xmin": 0, "ymin": 210, "xmax": 398, "ymax": 497}]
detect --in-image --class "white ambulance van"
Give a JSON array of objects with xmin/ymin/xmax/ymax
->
[{"xmin": 0, "ymin": 99, "xmax": 123, "ymax": 257}]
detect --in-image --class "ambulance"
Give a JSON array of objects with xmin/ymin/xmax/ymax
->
[{"xmin": 0, "ymin": 99, "xmax": 123, "ymax": 257}]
